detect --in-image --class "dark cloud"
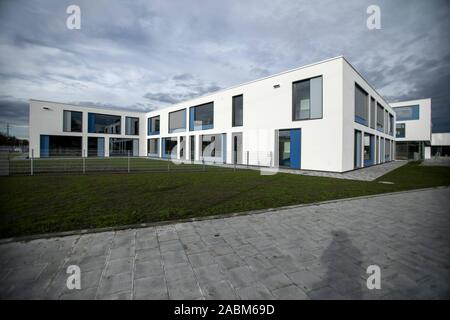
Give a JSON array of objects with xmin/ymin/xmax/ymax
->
[
  {"xmin": 0, "ymin": 99, "xmax": 29, "ymax": 125},
  {"xmin": 0, "ymin": 0, "xmax": 449, "ymax": 135}
]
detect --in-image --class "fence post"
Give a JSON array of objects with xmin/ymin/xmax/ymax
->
[
  {"xmin": 31, "ymin": 149, "xmax": 34, "ymax": 176},
  {"xmin": 82, "ymin": 149, "xmax": 86, "ymax": 174},
  {"xmin": 128, "ymin": 151, "xmax": 130, "ymax": 173},
  {"xmin": 246, "ymin": 151, "xmax": 249, "ymax": 168}
]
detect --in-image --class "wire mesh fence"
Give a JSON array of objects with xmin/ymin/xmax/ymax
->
[{"xmin": 0, "ymin": 150, "xmax": 276, "ymax": 176}]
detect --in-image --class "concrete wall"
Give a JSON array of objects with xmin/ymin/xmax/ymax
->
[{"xmin": 391, "ymin": 98, "xmax": 432, "ymax": 142}]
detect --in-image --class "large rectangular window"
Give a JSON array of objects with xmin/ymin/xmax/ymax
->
[
  {"xmin": 63, "ymin": 110, "xmax": 82, "ymax": 132},
  {"xmin": 189, "ymin": 102, "xmax": 213, "ymax": 131},
  {"xmin": 354, "ymin": 84, "xmax": 368, "ymax": 126},
  {"xmin": 88, "ymin": 113, "xmax": 121, "ymax": 134},
  {"xmin": 169, "ymin": 109, "xmax": 186, "ymax": 133},
  {"xmin": 200, "ymin": 134, "xmax": 224, "ymax": 161},
  {"xmin": 354, "ymin": 130, "xmax": 362, "ymax": 168},
  {"xmin": 376, "ymin": 103, "xmax": 384, "ymax": 132},
  {"xmin": 389, "ymin": 113, "xmax": 394, "ymax": 136},
  {"xmin": 162, "ymin": 137, "xmax": 177, "ymax": 158},
  {"xmin": 396, "ymin": 123, "xmax": 405, "ymax": 138},
  {"xmin": 232, "ymin": 95, "xmax": 243, "ymax": 127},
  {"xmin": 148, "ymin": 116, "xmax": 160, "ymax": 135},
  {"xmin": 395, "ymin": 105, "xmax": 420, "ymax": 121},
  {"xmin": 364, "ymin": 133, "xmax": 374, "ymax": 166},
  {"xmin": 40, "ymin": 135, "xmax": 82, "ymax": 157},
  {"xmin": 125, "ymin": 117, "xmax": 139, "ymax": 135},
  {"xmin": 147, "ymin": 138, "xmax": 159, "ymax": 157},
  {"xmin": 370, "ymin": 98, "xmax": 376, "ymax": 129},
  {"xmin": 109, "ymin": 138, "xmax": 139, "ymax": 156},
  {"xmin": 385, "ymin": 139, "xmax": 391, "ymax": 161},
  {"xmin": 384, "ymin": 110, "xmax": 389, "ymax": 134},
  {"xmin": 88, "ymin": 137, "xmax": 105, "ymax": 157},
  {"xmin": 292, "ymin": 76, "xmax": 322, "ymax": 120}
]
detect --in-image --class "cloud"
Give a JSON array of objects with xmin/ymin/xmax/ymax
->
[{"xmin": 0, "ymin": 0, "xmax": 448, "ymax": 137}]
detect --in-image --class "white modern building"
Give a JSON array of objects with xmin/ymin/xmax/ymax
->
[
  {"xmin": 29, "ymin": 56, "xmax": 396, "ymax": 173},
  {"xmin": 431, "ymin": 133, "xmax": 450, "ymax": 157},
  {"xmin": 391, "ymin": 98, "xmax": 432, "ymax": 160}
]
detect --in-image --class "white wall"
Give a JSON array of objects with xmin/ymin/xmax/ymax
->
[
  {"xmin": 391, "ymin": 98, "xmax": 432, "ymax": 142},
  {"xmin": 29, "ymin": 56, "xmax": 394, "ymax": 172},
  {"xmin": 29, "ymin": 100, "xmax": 146, "ymax": 157},
  {"xmin": 342, "ymin": 58, "xmax": 396, "ymax": 171},
  {"xmin": 431, "ymin": 132, "xmax": 450, "ymax": 146}
]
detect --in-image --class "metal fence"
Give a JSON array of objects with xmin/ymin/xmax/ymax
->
[{"xmin": 0, "ymin": 150, "xmax": 276, "ymax": 176}]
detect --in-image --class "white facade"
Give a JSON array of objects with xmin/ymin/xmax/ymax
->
[
  {"xmin": 431, "ymin": 133, "xmax": 450, "ymax": 146},
  {"xmin": 29, "ymin": 56, "xmax": 396, "ymax": 172},
  {"xmin": 390, "ymin": 98, "xmax": 432, "ymax": 160}
]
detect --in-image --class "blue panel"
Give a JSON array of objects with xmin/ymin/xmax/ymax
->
[
  {"xmin": 88, "ymin": 113, "xmax": 95, "ymax": 133},
  {"xmin": 355, "ymin": 115, "xmax": 368, "ymax": 126},
  {"xmin": 290, "ymin": 129, "xmax": 301, "ymax": 169},
  {"xmin": 189, "ymin": 107, "xmax": 195, "ymax": 131},
  {"xmin": 40, "ymin": 135, "xmax": 49, "ymax": 157}
]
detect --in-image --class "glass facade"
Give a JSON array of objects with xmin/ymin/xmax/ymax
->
[
  {"xmin": 396, "ymin": 141, "xmax": 425, "ymax": 160},
  {"xmin": 169, "ymin": 109, "xmax": 186, "ymax": 133},
  {"xmin": 190, "ymin": 102, "xmax": 214, "ymax": 131},
  {"xmin": 200, "ymin": 134, "xmax": 223, "ymax": 160},
  {"xmin": 63, "ymin": 110, "xmax": 82, "ymax": 132},
  {"xmin": 292, "ymin": 76, "xmax": 322, "ymax": 120},
  {"xmin": 40, "ymin": 135, "xmax": 82, "ymax": 157},
  {"xmin": 232, "ymin": 95, "xmax": 243, "ymax": 127},
  {"xmin": 88, "ymin": 113, "xmax": 121, "ymax": 134},
  {"xmin": 376, "ymin": 103, "xmax": 384, "ymax": 132},
  {"xmin": 163, "ymin": 137, "xmax": 177, "ymax": 158},
  {"xmin": 396, "ymin": 123, "xmax": 405, "ymax": 138},
  {"xmin": 125, "ymin": 117, "xmax": 139, "ymax": 135},
  {"xmin": 395, "ymin": 105, "xmax": 420, "ymax": 121},
  {"xmin": 147, "ymin": 138, "xmax": 159, "ymax": 156},
  {"xmin": 354, "ymin": 130, "xmax": 362, "ymax": 168},
  {"xmin": 370, "ymin": 98, "xmax": 376, "ymax": 129},
  {"xmin": 364, "ymin": 133, "xmax": 374, "ymax": 166},
  {"xmin": 389, "ymin": 113, "xmax": 394, "ymax": 136},
  {"xmin": 278, "ymin": 130, "xmax": 291, "ymax": 167},
  {"xmin": 109, "ymin": 138, "xmax": 139, "ymax": 156},
  {"xmin": 354, "ymin": 84, "xmax": 368, "ymax": 126},
  {"xmin": 148, "ymin": 116, "xmax": 160, "ymax": 135},
  {"xmin": 88, "ymin": 137, "xmax": 105, "ymax": 157}
]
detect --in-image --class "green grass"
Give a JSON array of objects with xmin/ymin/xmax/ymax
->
[{"xmin": 0, "ymin": 161, "xmax": 449, "ymax": 238}]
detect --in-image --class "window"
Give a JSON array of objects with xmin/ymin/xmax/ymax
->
[
  {"xmin": 292, "ymin": 76, "xmax": 322, "ymax": 120},
  {"xmin": 200, "ymin": 134, "xmax": 223, "ymax": 160},
  {"xmin": 395, "ymin": 105, "xmax": 420, "ymax": 121},
  {"xmin": 125, "ymin": 117, "xmax": 139, "ymax": 135},
  {"xmin": 385, "ymin": 139, "xmax": 391, "ymax": 161},
  {"xmin": 232, "ymin": 95, "xmax": 243, "ymax": 127},
  {"xmin": 354, "ymin": 130, "xmax": 362, "ymax": 168},
  {"xmin": 364, "ymin": 133, "xmax": 374, "ymax": 166},
  {"xmin": 389, "ymin": 113, "xmax": 394, "ymax": 136},
  {"xmin": 163, "ymin": 137, "xmax": 177, "ymax": 158},
  {"xmin": 88, "ymin": 137, "xmax": 105, "ymax": 157},
  {"xmin": 109, "ymin": 138, "xmax": 139, "ymax": 156},
  {"xmin": 370, "ymin": 98, "xmax": 376, "ymax": 129},
  {"xmin": 147, "ymin": 138, "xmax": 159, "ymax": 157},
  {"xmin": 189, "ymin": 102, "xmax": 214, "ymax": 131},
  {"xmin": 169, "ymin": 109, "xmax": 186, "ymax": 133},
  {"xmin": 376, "ymin": 103, "xmax": 384, "ymax": 131},
  {"xmin": 354, "ymin": 84, "xmax": 368, "ymax": 126},
  {"xmin": 148, "ymin": 116, "xmax": 160, "ymax": 135},
  {"xmin": 40, "ymin": 135, "xmax": 82, "ymax": 157},
  {"xmin": 180, "ymin": 136, "xmax": 185, "ymax": 159},
  {"xmin": 88, "ymin": 113, "xmax": 121, "ymax": 134},
  {"xmin": 63, "ymin": 110, "xmax": 82, "ymax": 132},
  {"xmin": 396, "ymin": 123, "xmax": 405, "ymax": 138}
]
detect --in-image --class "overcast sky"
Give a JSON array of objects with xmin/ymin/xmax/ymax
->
[{"xmin": 0, "ymin": 0, "xmax": 449, "ymax": 138}]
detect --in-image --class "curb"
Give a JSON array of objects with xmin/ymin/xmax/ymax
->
[{"xmin": 0, "ymin": 185, "xmax": 448, "ymax": 245}]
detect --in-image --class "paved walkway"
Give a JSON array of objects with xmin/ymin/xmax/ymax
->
[
  {"xmin": 0, "ymin": 187, "xmax": 449, "ymax": 300},
  {"xmin": 278, "ymin": 161, "xmax": 407, "ymax": 181}
]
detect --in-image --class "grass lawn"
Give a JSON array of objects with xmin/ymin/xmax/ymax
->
[{"xmin": 0, "ymin": 161, "xmax": 449, "ymax": 238}]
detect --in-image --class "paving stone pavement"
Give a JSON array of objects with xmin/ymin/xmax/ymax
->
[{"xmin": 0, "ymin": 187, "xmax": 449, "ymax": 300}]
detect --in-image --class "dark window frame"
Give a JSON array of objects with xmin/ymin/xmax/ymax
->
[
  {"xmin": 168, "ymin": 109, "xmax": 186, "ymax": 133},
  {"xmin": 292, "ymin": 75, "xmax": 323, "ymax": 121},
  {"xmin": 125, "ymin": 116, "xmax": 139, "ymax": 136},
  {"xmin": 88, "ymin": 112, "xmax": 122, "ymax": 135},
  {"xmin": 232, "ymin": 94, "xmax": 243, "ymax": 127},
  {"xmin": 189, "ymin": 102, "xmax": 214, "ymax": 131},
  {"xmin": 63, "ymin": 110, "xmax": 83, "ymax": 133},
  {"xmin": 148, "ymin": 115, "xmax": 160, "ymax": 135}
]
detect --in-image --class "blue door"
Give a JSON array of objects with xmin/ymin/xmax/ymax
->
[{"xmin": 290, "ymin": 129, "xmax": 301, "ymax": 169}]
